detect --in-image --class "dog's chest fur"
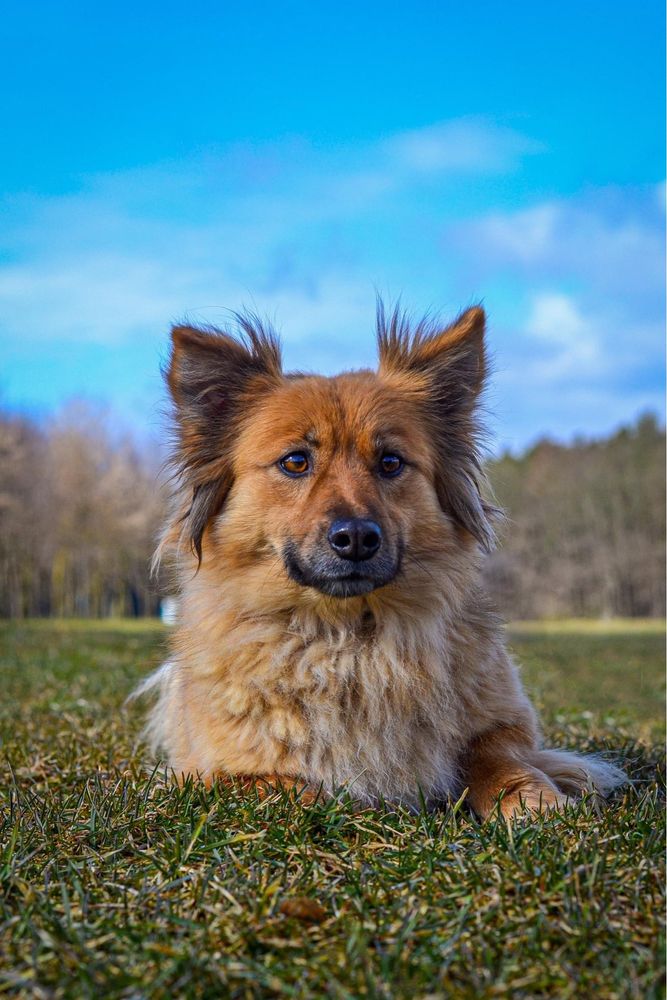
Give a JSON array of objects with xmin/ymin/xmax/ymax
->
[
  {"xmin": 148, "ymin": 593, "xmax": 499, "ymax": 806},
  {"xmin": 243, "ymin": 612, "xmax": 460, "ymax": 802}
]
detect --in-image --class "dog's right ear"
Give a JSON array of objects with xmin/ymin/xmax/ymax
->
[
  {"xmin": 167, "ymin": 320, "xmax": 282, "ymax": 562},
  {"xmin": 377, "ymin": 304, "xmax": 497, "ymax": 552}
]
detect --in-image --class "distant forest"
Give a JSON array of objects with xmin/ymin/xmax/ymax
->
[
  {"xmin": 0, "ymin": 406, "xmax": 664, "ymax": 619},
  {"xmin": 0, "ymin": 405, "xmax": 163, "ymax": 618},
  {"xmin": 484, "ymin": 414, "xmax": 665, "ymax": 619}
]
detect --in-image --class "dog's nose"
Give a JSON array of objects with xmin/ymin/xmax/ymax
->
[{"xmin": 328, "ymin": 518, "xmax": 382, "ymax": 561}]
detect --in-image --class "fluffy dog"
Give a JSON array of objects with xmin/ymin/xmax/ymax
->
[{"xmin": 138, "ymin": 304, "xmax": 625, "ymax": 817}]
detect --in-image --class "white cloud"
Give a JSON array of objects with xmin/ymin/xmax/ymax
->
[
  {"xmin": 1, "ymin": 123, "xmax": 662, "ymax": 448},
  {"xmin": 449, "ymin": 186, "xmax": 665, "ymax": 304},
  {"xmin": 0, "ymin": 117, "xmax": 540, "ymax": 352},
  {"xmin": 528, "ymin": 293, "xmax": 589, "ymax": 345},
  {"xmin": 443, "ymin": 186, "xmax": 665, "ymax": 447},
  {"xmin": 386, "ymin": 118, "xmax": 543, "ymax": 175},
  {"xmin": 0, "ymin": 255, "xmax": 197, "ymax": 344},
  {"xmin": 524, "ymin": 292, "xmax": 601, "ymax": 379},
  {"xmin": 467, "ymin": 204, "xmax": 559, "ymax": 263}
]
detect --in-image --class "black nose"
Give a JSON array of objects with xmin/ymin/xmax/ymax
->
[{"xmin": 328, "ymin": 518, "xmax": 382, "ymax": 561}]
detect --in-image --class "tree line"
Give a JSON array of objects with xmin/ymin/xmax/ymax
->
[
  {"xmin": 0, "ymin": 404, "xmax": 164, "ymax": 618},
  {"xmin": 0, "ymin": 405, "xmax": 664, "ymax": 619},
  {"xmin": 484, "ymin": 413, "xmax": 665, "ymax": 619}
]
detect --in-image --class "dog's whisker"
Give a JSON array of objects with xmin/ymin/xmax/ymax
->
[{"xmin": 402, "ymin": 552, "xmax": 440, "ymax": 587}]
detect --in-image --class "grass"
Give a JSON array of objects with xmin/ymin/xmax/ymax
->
[
  {"xmin": 0, "ymin": 620, "xmax": 664, "ymax": 999},
  {"xmin": 508, "ymin": 621, "xmax": 665, "ymax": 742}
]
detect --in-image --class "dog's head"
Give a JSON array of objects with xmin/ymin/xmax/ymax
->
[{"xmin": 166, "ymin": 306, "xmax": 495, "ymax": 605}]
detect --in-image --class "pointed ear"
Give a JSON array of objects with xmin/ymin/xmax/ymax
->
[
  {"xmin": 167, "ymin": 318, "xmax": 282, "ymax": 561},
  {"xmin": 378, "ymin": 304, "xmax": 486, "ymax": 404},
  {"xmin": 378, "ymin": 305, "xmax": 497, "ymax": 551}
]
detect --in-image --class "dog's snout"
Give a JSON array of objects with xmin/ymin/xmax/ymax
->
[{"xmin": 328, "ymin": 518, "xmax": 382, "ymax": 561}]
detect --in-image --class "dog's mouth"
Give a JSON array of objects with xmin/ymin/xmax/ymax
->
[{"xmin": 283, "ymin": 546, "xmax": 399, "ymax": 597}]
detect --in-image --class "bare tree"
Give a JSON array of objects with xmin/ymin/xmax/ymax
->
[
  {"xmin": 0, "ymin": 403, "xmax": 165, "ymax": 618},
  {"xmin": 0, "ymin": 404, "xmax": 663, "ymax": 619},
  {"xmin": 485, "ymin": 414, "xmax": 666, "ymax": 618}
]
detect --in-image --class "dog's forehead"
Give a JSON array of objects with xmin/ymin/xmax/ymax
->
[{"xmin": 247, "ymin": 370, "xmax": 418, "ymax": 451}]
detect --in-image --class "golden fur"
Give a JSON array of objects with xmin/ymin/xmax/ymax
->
[{"xmin": 135, "ymin": 304, "xmax": 625, "ymax": 817}]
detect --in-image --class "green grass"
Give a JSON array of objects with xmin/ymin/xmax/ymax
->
[
  {"xmin": 508, "ymin": 622, "xmax": 665, "ymax": 741},
  {"xmin": 0, "ymin": 620, "xmax": 664, "ymax": 999}
]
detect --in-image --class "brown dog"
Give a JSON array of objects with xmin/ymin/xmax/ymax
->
[{"xmin": 137, "ymin": 304, "xmax": 625, "ymax": 817}]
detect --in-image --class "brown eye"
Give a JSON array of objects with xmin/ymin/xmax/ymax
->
[
  {"xmin": 279, "ymin": 452, "xmax": 310, "ymax": 476},
  {"xmin": 379, "ymin": 454, "xmax": 404, "ymax": 477}
]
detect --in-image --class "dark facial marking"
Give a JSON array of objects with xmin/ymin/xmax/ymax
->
[{"xmin": 283, "ymin": 538, "xmax": 402, "ymax": 598}]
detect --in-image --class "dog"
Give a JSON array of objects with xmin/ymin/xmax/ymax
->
[{"xmin": 136, "ymin": 303, "xmax": 625, "ymax": 817}]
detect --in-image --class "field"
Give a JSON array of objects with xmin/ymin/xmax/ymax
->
[{"xmin": 0, "ymin": 620, "xmax": 664, "ymax": 999}]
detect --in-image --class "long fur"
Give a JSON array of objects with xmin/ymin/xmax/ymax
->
[{"xmin": 135, "ymin": 304, "xmax": 626, "ymax": 816}]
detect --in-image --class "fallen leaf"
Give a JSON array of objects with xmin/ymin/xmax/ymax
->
[{"xmin": 278, "ymin": 897, "xmax": 327, "ymax": 923}]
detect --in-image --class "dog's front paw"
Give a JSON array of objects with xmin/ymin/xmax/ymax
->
[{"xmin": 498, "ymin": 770, "xmax": 570, "ymax": 819}]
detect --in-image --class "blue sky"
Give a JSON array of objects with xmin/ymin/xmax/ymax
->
[{"xmin": 2, "ymin": 0, "xmax": 664, "ymax": 451}]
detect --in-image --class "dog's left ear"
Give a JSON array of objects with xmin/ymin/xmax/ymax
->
[{"xmin": 378, "ymin": 305, "xmax": 497, "ymax": 551}]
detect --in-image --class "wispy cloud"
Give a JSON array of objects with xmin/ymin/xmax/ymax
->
[
  {"xmin": 0, "ymin": 120, "xmax": 663, "ymax": 448},
  {"xmin": 524, "ymin": 292, "xmax": 602, "ymax": 380},
  {"xmin": 385, "ymin": 119, "xmax": 543, "ymax": 175},
  {"xmin": 0, "ymin": 117, "xmax": 541, "ymax": 353},
  {"xmin": 448, "ymin": 185, "xmax": 665, "ymax": 305},
  {"xmin": 444, "ymin": 185, "xmax": 665, "ymax": 445}
]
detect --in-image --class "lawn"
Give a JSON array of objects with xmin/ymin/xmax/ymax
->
[{"xmin": 0, "ymin": 619, "xmax": 664, "ymax": 999}]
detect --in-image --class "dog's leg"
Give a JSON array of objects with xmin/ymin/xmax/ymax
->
[
  {"xmin": 463, "ymin": 725, "xmax": 626, "ymax": 819},
  {"xmin": 463, "ymin": 725, "xmax": 569, "ymax": 819}
]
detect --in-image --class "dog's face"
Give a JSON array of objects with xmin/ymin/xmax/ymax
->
[
  {"xmin": 167, "ymin": 307, "xmax": 494, "ymax": 605},
  {"xmin": 229, "ymin": 371, "xmax": 435, "ymax": 598}
]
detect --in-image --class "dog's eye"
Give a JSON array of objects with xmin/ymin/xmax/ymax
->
[
  {"xmin": 379, "ymin": 454, "xmax": 404, "ymax": 477},
  {"xmin": 278, "ymin": 452, "xmax": 310, "ymax": 477}
]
